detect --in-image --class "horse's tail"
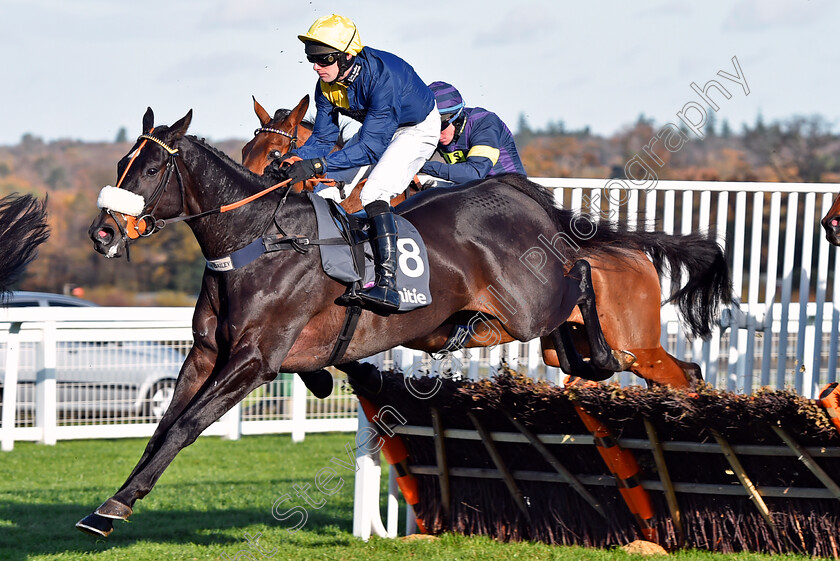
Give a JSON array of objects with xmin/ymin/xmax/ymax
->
[
  {"xmin": 489, "ymin": 174, "xmax": 732, "ymax": 339},
  {"xmin": 0, "ymin": 193, "xmax": 50, "ymax": 299},
  {"xmin": 622, "ymin": 229, "xmax": 733, "ymax": 339}
]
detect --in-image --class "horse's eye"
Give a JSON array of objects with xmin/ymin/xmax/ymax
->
[
  {"xmin": 146, "ymin": 167, "xmax": 159, "ymax": 176},
  {"xmin": 269, "ymin": 150, "xmax": 282, "ymax": 160}
]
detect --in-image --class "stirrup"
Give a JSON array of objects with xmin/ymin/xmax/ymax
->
[{"xmin": 356, "ymin": 285, "xmax": 400, "ymax": 313}]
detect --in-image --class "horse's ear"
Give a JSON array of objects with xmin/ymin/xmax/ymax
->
[
  {"xmin": 142, "ymin": 107, "xmax": 154, "ymax": 133},
  {"xmin": 169, "ymin": 110, "xmax": 193, "ymax": 140},
  {"xmin": 289, "ymin": 95, "xmax": 310, "ymax": 125},
  {"xmin": 253, "ymin": 96, "xmax": 271, "ymax": 126}
]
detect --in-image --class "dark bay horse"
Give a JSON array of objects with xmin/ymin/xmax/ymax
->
[
  {"xmin": 821, "ymin": 192, "xmax": 840, "ymax": 246},
  {"xmin": 79, "ymin": 107, "xmax": 670, "ymax": 536},
  {"xmin": 0, "ymin": 193, "xmax": 49, "ymax": 297},
  {"xmin": 241, "ymin": 98, "xmax": 733, "ymax": 390}
]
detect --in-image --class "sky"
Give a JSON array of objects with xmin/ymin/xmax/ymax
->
[{"xmin": 1, "ymin": 0, "xmax": 838, "ymax": 146}]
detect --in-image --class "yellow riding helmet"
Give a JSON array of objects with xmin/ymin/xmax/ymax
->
[{"xmin": 298, "ymin": 14, "xmax": 363, "ymax": 55}]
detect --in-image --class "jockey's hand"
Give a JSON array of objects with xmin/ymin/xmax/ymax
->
[
  {"xmin": 274, "ymin": 150, "xmax": 299, "ymax": 166},
  {"xmin": 284, "ymin": 157, "xmax": 327, "ymax": 185},
  {"xmin": 263, "ymin": 152, "xmax": 298, "ymax": 182}
]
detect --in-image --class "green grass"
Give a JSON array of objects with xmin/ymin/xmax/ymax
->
[{"xmin": 0, "ymin": 434, "xmax": 822, "ymax": 560}]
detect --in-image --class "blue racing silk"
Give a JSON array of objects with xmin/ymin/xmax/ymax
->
[
  {"xmin": 421, "ymin": 106, "xmax": 526, "ymax": 184},
  {"xmin": 296, "ymin": 46, "xmax": 434, "ymax": 171}
]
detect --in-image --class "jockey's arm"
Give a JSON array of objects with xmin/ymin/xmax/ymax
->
[
  {"xmin": 420, "ymin": 152, "xmax": 494, "ymax": 183},
  {"xmin": 296, "ymin": 87, "xmax": 343, "ymax": 159}
]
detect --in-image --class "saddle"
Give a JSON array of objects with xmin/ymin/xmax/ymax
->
[
  {"xmin": 303, "ymin": 192, "xmax": 432, "ymax": 364},
  {"xmin": 307, "ymin": 192, "xmax": 432, "ymax": 312}
]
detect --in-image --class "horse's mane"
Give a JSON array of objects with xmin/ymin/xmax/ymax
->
[{"xmin": 187, "ymin": 135, "xmax": 270, "ymax": 185}]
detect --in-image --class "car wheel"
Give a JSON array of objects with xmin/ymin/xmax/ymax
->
[{"xmin": 145, "ymin": 380, "xmax": 175, "ymax": 421}]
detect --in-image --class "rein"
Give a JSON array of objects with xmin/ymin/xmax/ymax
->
[
  {"xmin": 103, "ymin": 131, "xmax": 365, "ymax": 365},
  {"xmin": 105, "ymin": 133, "xmax": 295, "ymax": 239}
]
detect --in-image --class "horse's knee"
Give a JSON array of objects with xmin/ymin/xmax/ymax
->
[{"xmin": 340, "ymin": 362, "xmax": 383, "ymax": 395}]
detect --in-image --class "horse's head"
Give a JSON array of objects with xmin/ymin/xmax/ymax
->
[
  {"xmin": 88, "ymin": 107, "xmax": 192, "ymax": 259},
  {"xmin": 821, "ymin": 192, "xmax": 840, "ymax": 246},
  {"xmin": 241, "ymin": 95, "xmax": 310, "ymax": 174}
]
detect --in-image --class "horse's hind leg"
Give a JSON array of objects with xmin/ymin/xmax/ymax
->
[
  {"xmin": 567, "ymin": 260, "xmax": 636, "ymax": 372},
  {"xmin": 629, "ymin": 347, "xmax": 698, "ymax": 389},
  {"xmin": 674, "ymin": 355, "xmax": 703, "ymax": 386},
  {"xmin": 549, "ymin": 324, "xmax": 614, "ymax": 381}
]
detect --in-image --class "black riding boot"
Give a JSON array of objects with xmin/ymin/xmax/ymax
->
[{"xmin": 357, "ymin": 201, "xmax": 401, "ymax": 313}]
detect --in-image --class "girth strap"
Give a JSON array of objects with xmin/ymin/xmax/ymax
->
[{"xmin": 327, "ymin": 304, "xmax": 363, "ymax": 365}]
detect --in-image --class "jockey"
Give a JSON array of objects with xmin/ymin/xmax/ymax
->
[
  {"xmin": 268, "ymin": 13, "xmax": 438, "ymax": 314},
  {"xmin": 421, "ymin": 81, "xmax": 526, "ymax": 184}
]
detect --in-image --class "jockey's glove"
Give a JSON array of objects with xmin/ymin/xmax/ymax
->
[
  {"xmin": 263, "ymin": 151, "xmax": 297, "ymax": 181},
  {"xmin": 283, "ymin": 157, "xmax": 327, "ymax": 185}
]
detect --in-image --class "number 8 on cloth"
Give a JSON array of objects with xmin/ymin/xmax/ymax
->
[{"xmin": 391, "ymin": 221, "xmax": 431, "ymax": 310}]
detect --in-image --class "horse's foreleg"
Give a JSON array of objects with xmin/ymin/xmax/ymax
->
[
  {"xmin": 115, "ymin": 293, "xmax": 221, "ymax": 485},
  {"xmin": 567, "ymin": 260, "xmax": 636, "ymax": 372},
  {"xmin": 76, "ymin": 349, "xmax": 275, "ymax": 537},
  {"xmin": 336, "ymin": 361, "xmax": 383, "ymax": 395},
  {"xmin": 114, "ymin": 345, "xmax": 218, "ymax": 490}
]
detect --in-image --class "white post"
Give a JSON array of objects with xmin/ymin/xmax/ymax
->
[
  {"xmin": 728, "ymin": 191, "xmax": 747, "ymax": 392},
  {"xmin": 777, "ymin": 192, "xmax": 799, "ymax": 389},
  {"xmin": 797, "ymin": 193, "xmax": 817, "ymax": 396},
  {"xmin": 35, "ymin": 322, "xmax": 57, "ymax": 446},
  {"xmin": 352, "ymin": 406, "xmax": 389, "ymax": 540},
  {"xmin": 1, "ymin": 323, "xmax": 22, "ymax": 452},
  {"xmin": 291, "ymin": 374, "xmax": 307, "ymax": 443},
  {"xmin": 526, "ymin": 339, "xmax": 541, "ymax": 379},
  {"xmin": 487, "ymin": 346, "xmax": 501, "ymax": 376},
  {"xmin": 386, "ymin": 464, "xmax": 400, "ymax": 537},
  {"xmin": 220, "ymin": 402, "xmax": 241, "ymax": 441}
]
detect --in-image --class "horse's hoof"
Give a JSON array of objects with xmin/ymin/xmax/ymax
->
[
  {"xmin": 344, "ymin": 362, "xmax": 384, "ymax": 395},
  {"xmin": 613, "ymin": 349, "xmax": 637, "ymax": 371},
  {"xmin": 299, "ymin": 369, "xmax": 334, "ymax": 399},
  {"xmin": 95, "ymin": 498, "xmax": 133, "ymax": 520},
  {"xmin": 76, "ymin": 512, "xmax": 114, "ymax": 537}
]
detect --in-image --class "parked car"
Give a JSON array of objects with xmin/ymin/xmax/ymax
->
[{"xmin": 0, "ymin": 292, "xmax": 184, "ymax": 421}]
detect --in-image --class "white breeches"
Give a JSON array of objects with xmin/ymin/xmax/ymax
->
[{"xmin": 315, "ymin": 104, "xmax": 439, "ymax": 207}]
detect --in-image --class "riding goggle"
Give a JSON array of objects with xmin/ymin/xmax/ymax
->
[
  {"xmin": 307, "ymin": 52, "xmax": 341, "ymax": 66},
  {"xmin": 440, "ymin": 112, "xmax": 459, "ymax": 131}
]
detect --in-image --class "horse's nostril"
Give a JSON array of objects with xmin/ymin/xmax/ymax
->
[
  {"xmin": 832, "ymin": 219, "xmax": 839, "ymax": 227},
  {"xmin": 98, "ymin": 229, "xmax": 109, "ymax": 238}
]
